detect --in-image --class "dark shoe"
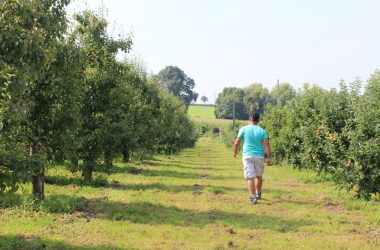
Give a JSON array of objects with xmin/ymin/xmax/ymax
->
[
  {"xmin": 256, "ymin": 192, "xmax": 262, "ymax": 200},
  {"xmin": 250, "ymin": 196, "xmax": 258, "ymax": 204}
]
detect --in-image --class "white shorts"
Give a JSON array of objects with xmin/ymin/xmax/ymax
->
[{"xmin": 242, "ymin": 156, "xmax": 265, "ymax": 180}]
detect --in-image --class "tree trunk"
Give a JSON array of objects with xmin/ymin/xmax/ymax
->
[
  {"xmin": 83, "ymin": 158, "xmax": 94, "ymax": 182},
  {"xmin": 104, "ymin": 151, "xmax": 113, "ymax": 174},
  {"xmin": 71, "ymin": 158, "xmax": 78, "ymax": 167},
  {"xmin": 30, "ymin": 142, "xmax": 44, "ymax": 199},
  {"xmin": 32, "ymin": 173, "xmax": 45, "ymax": 199},
  {"xmin": 122, "ymin": 147, "xmax": 130, "ymax": 163}
]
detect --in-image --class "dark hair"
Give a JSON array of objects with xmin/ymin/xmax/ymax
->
[{"xmin": 250, "ymin": 112, "xmax": 260, "ymax": 121}]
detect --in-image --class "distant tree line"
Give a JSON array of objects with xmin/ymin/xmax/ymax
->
[
  {"xmin": 215, "ymin": 83, "xmax": 296, "ymax": 119},
  {"xmin": 0, "ymin": 0, "xmax": 197, "ymax": 198}
]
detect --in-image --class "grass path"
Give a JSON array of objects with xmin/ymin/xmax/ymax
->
[{"xmin": 1, "ymin": 137, "xmax": 379, "ymax": 249}]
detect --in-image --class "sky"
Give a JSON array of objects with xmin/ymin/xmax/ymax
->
[{"xmin": 67, "ymin": 0, "xmax": 380, "ymax": 104}]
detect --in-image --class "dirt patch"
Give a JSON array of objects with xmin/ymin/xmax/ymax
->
[
  {"xmin": 110, "ymin": 180, "xmax": 123, "ymax": 189},
  {"xmin": 367, "ymin": 228, "xmax": 380, "ymax": 244},
  {"xmin": 323, "ymin": 201, "xmax": 344, "ymax": 215},
  {"xmin": 16, "ymin": 234, "xmax": 35, "ymax": 242},
  {"xmin": 287, "ymin": 178, "xmax": 301, "ymax": 187},
  {"xmin": 192, "ymin": 184, "xmax": 203, "ymax": 195},
  {"xmin": 60, "ymin": 211, "xmax": 91, "ymax": 223},
  {"xmin": 143, "ymin": 161, "xmax": 159, "ymax": 166},
  {"xmin": 127, "ymin": 167, "xmax": 145, "ymax": 174},
  {"xmin": 314, "ymin": 194, "xmax": 330, "ymax": 203},
  {"xmin": 74, "ymin": 196, "xmax": 108, "ymax": 216},
  {"xmin": 225, "ymin": 227, "xmax": 236, "ymax": 235},
  {"xmin": 313, "ymin": 195, "xmax": 345, "ymax": 215},
  {"xmin": 228, "ymin": 240, "xmax": 237, "ymax": 248}
]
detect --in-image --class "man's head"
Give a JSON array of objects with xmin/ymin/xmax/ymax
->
[{"xmin": 249, "ymin": 112, "xmax": 260, "ymax": 123}]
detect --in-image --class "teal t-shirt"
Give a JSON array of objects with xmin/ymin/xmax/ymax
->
[{"xmin": 237, "ymin": 125, "xmax": 269, "ymax": 157}]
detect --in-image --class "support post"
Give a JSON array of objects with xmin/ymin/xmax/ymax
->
[
  {"xmin": 232, "ymin": 102, "xmax": 236, "ymax": 130},
  {"xmin": 277, "ymin": 79, "xmax": 280, "ymax": 107}
]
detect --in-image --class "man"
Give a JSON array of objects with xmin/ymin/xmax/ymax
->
[{"xmin": 233, "ymin": 112, "xmax": 272, "ymax": 204}]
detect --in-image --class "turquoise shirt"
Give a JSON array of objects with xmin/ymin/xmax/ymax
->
[{"xmin": 237, "ymin": 124, "xmax": 269, "ymax": 157}]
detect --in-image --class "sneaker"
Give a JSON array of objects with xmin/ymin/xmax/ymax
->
[
  {"xmin": 250, "ymin": 196, "xmax": 258, "ymax": 204},
  {"xmin": 256, "ymin": 192, "xmax": 262, "ymax": 200}
]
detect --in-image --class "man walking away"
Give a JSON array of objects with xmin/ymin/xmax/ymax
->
[{"xmin": 233, "ymin": 112, "xmax": 272, "ymax": 204}]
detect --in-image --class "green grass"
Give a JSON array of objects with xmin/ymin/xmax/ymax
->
[
  {"xmin": 1, "ymin": 138, "xmax": 379, "ymax": 249},
  {"xmin": 188, "ymin": 105, "xmax": 216, "ymax": 119}
]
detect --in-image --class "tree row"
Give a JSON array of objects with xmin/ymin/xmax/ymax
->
[{"xmin": 0, "ymin": 0, "xmax": 197, "ymax": 198}]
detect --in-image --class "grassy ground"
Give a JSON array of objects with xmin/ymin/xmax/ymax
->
[
  {"xmin": 188, "ymin": 105, "xmax": 216, "ymax": 119},
  {"xmin": 1, "ymin": 137, "xmax": 379, "ymax": 249}
]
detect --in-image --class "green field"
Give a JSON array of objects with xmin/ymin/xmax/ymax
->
[
  {"xmin": 1, "ymin": 137, "xmax": 379, "ymax": 249},
  {"xmin": 188, "ymin": 105, "xmax": 216, "ymax": 119},
  {"xmin": 188, "ymin": 105, "xmax": 247, "ymax": 132}
]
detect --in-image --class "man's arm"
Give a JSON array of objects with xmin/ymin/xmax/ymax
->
[
  {"xmin": 263, "ymin": 138, "xmax": 272, "ymax": 166},
  {"xmin": 233, "ymin": 137, "xmax": 241, "ymax": 158}
]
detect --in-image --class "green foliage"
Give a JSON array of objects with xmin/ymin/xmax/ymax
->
[
  {"xmin": 0, "ymin": 0, "xmax": 76, "ymax": 195},
  {"xmin": 0, "ymin": 2, "xmax": 198, "ymax": 195},
  {"xmin": 215, "ymin": 87, "xmax": 247, "ymax": 119},
  {"xmin": 264, "ymin": 77, "xmax": 380, "ymax": 200},
  {"xmin": 72, "ymin": 10, "xmax": 133, "ymax": 180},
  {"xmin": 156, "ymin": 66, "xmax": 199, "ymax": 106},
  {"xmin": 154, "ymin": 91, "xmax": 198, "ymax": 154},
  {"xmin": 215, "ymin": 83, "xmax": 296, "ymax": 120},
  {"xmin": 365, "ymin": 69, "xmax": 380, "ymax": 105},
  {"xmin": 243, "ymin": 83, "xmax": 270, "ymax": 114},
  {"xmin": 200, "ymin": 96, "xmax": 208, "ymax": 104},
  {"xmin": 270, "ymin": 82, "xmax": 296, "ymax": 106}
]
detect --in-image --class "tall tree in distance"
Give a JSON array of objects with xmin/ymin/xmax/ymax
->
[
  {"xmin": 365, "ymin": 69, "xmax": 380, "ymax": 105},
  {"xmin": 200, "ymin": 96, "xmax": 208, "ymax": 104},
  {"xmin": 270, "ymin": 82, "xmax": 296, "ymax": 106},
  {"xmin": 157, "ymin": 66, "xmax": 198, "ymax": 106},
  {"xmin": 215, "ymin": 87, "xmax": 247, "ymax": 120},
  {"xmin": 243, "ymin": 83, "xmax": 270, "ymax": 114}
]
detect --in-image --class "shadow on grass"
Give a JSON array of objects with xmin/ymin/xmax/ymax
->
[
  {"xmin": 45, "ymin": 174, "xmax": 108, "ymax": 187},
  {"xmin": 264, "ymin": 188, "xmax": 292, "ymax": 196},
  {"xmin": 0, "ymin": 235, "xmax": 125, "ymax": 250},
  {"xmin": 124, "ymin": 167, "xmax": 237, "ymax": 180},
  {"xmin": 77, "ymin": 198, "xmax": 315, "ymax": 232},
  {"xmin": 153, "ymin": 160, "xmax": 232, "ymax": 167},
  {"xmin": 267, "ymin": 197, "xmax": 317, "ymax": 206},
  {"xmin": 1, "ymin": 193, "xmax": 315, "ymax": 232},
  {"xmin": 144, "ymin": 161, "xmax": 230, "ymax": 171},
  {"xmin": 108, "ymin": 182, "xmax": 246, "ymax": 193}
]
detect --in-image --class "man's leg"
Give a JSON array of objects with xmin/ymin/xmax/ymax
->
[
  {"xmin": 253, "ymin": 157, "xmax": 265, "ymax": 199},
  {"xmin": 255, "ymin": 176, "xmax": 262, "ymax": 194},
  {"xmin": 247, "ymin": 178, "xmax": 256, "ymax": 198},
  {"xmin": 243, "ymin": 157, "xmax": 257, "ymax": 204}
]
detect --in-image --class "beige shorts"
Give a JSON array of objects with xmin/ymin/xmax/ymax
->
[{"xmin": 242, "ymin": 156, "xmax": 265, "ymax": 180}]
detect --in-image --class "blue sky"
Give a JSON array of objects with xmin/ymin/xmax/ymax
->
[{"xmin": 68, "ymin": 0, "xmax": 380, "ymax": 103}]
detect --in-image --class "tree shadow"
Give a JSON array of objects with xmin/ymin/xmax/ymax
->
[
  {"xmin": 145, "ymin": 161, "xmax": 229, "ymax": 171},
  {"xmin": 124, "ymin": 167, "xmax": 236, "ymax": 180},
  {"xmin": 0, "ymin": 192, "xmax": 23, "ymax": 208},
  {"xmin": 71, "ymin": 198, "xmax": 315, "ymax": 232},
  {"xmin": 2, "ymin": 193, "xmax": 316, "ymax": 233},
  {"xmin": 0, "ymin": 235, "xmax": 124, "ymax": 250},
  {"xmin": 267, "ymin": 197, "xmax": 317, "ymax": 206},
  {"xmin": 264, "ymin": 188, "xmax": 292, "ymax": 196},
  {"xmin": 45, "ymin": 174, "xmax": 109, "ymax": 187},
  {"xmin": 108, "ymin": 182, "xmax": 246, "ymax": 193},
  {"xmin": 154, "ymin": 160, "xmax": 232, "ymax": 166}
]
